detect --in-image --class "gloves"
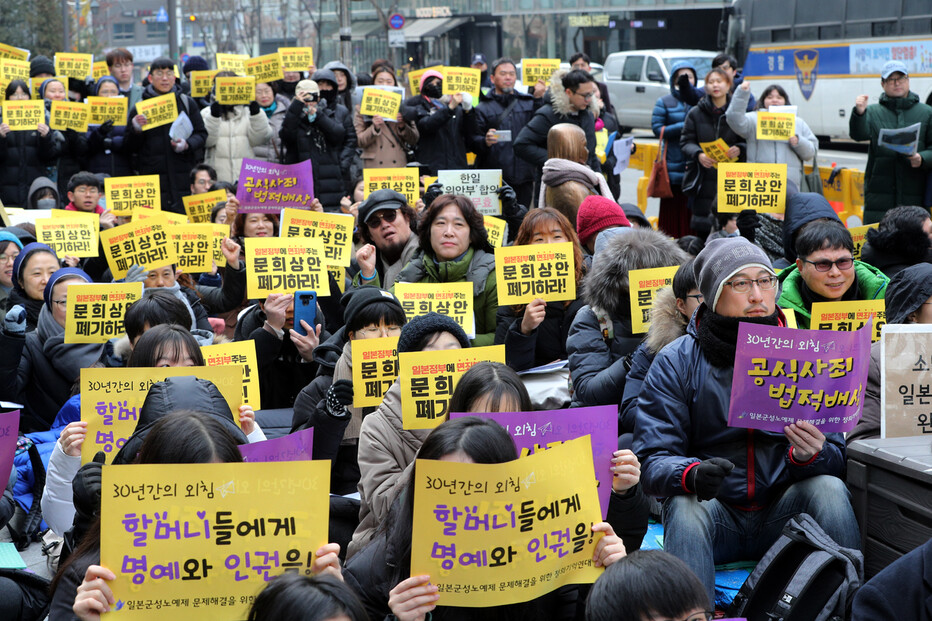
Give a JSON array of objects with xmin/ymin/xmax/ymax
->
[
  {"xmin": 3, "ymin": 305, "xmax": 25, "ymax": 336},
  {"xmin": 288, "ymin": 98, "xmax": 306, "ymax": 115},
  {"xmin": 172, "ymin": 138, "xmax": 188, "ymax": 153},
  {"xmin": 676, "ymin": 72, "xmax": 692, "ymax": 94},
  {"xmin": 72, "ymin": 451, "xmax": 106, "ymax": 523},
  {"xmin": 249, "ymin": 101, "xmax": 261, "ymax": 115},
  {"xmin": 497, "ymin": 183, "xmax": 518, "ymax": 216},
  {"xmin": 685, "ymin": 458, "xmax": 735, "ymax": 501},
  {"xmin": 121, "ymin": 264, "xmax": 148, "ymax": 284},
  {"xmin": 98, "ymin": 119, "xmax": 114, "ymax": 136},
  {"xmin": 736, "ymin": 209, "xmax": 761, "ymax": 244},
  {"xmin": 324, "ymin": 379, "xmax": 353, "ymax": 419},
  {"xmin": 210, "ymin": 101, "xmax": 223, "ymax": 117},
  {"xmin": 423, "ymin": 182, "xmax": 445, "ymax": 209}
]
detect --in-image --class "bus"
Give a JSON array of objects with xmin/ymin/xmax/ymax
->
[{"xmin": 719, "ymin": 0, "xmax": 932, "ymax": 140}]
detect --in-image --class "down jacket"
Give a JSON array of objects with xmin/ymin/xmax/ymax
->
[
  {"xmin": 279, "ymin": 98, "xmax": 347, "ymax": 211},
  {"xmin": 408, "ymin": 93, "xmax": 471, "ymax": 175},
  {"xmin": 0, "ymin": 118, "xmax": 61, "ymax": 208},
  {"xmin": 469, "ymin": 89, "xmax": 539, "ymax": 189},
  {"xmin": 777, "ymin": 260, "xmax": 889, "ymax": 329},
  {"xmin": 651, "ymin": 60, "xmax": 696, "ymax": 186},
  {"xmin": 494, "ymin": 299, "xmax": 586, "ymax": 372},
  {"xmin": 200, "ymin": 105, "xmax": 273, "ymax": 183},
  {"xmin": 252, "ymin": 93, "xmax": 290, "ymax": 163}
]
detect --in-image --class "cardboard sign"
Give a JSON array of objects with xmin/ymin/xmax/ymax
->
[
  {"xmin": 35, "ymin": 216, "xmax": 98, "ymax": 257},
  {"xmin": 86, "ymin": 96, "xmax": 128, "ymax": 126},
  {"xmin": 782, "ymin": 308, "xmax": 798, "ymax": 329},
  {"xmin": 189, "ymin": 70, "xmax": 219, "ymax": 98},
  {"xmin": 699, "ymin": 138, "xmax": 738, "ymax": 163},
  {"xmin": 521, "ymin": 58, "xmax": 560, "ymax": 85},
  {"xmin": 245, "ymin": 53, "xmax": 284, "ymax": 83},
  {"xmin": 1, "ymin": 100, "xmax": 44, "ymax": 131},
  {"xmin": 244, "ymin": 237, "xmax": 329, "ymax": 298},
  {"xmin": 717, "ymin": 163, "xmax": 787, "ymax": 213},
  {"xmin": 215, "ymin": 75, "xmax": 255, "ymax": 105},
  {"xmin": 848, "ymin": 223, "xmax": 879, "ymax": 261},
  {"xmin": 329, "ymin": 266, "xmax": 345, "ymax": 294},
  {"xmin": 442, "ymin": 66, "xmax": 481, "ymax": 100},
  {"xmin": 105, "ymin": 175, "xmax": 161, "ymax": 216},
  {"xmin": 278, "ymin": 47, "xmax": 314, "ymax": 72},
  {"xmin": 0, "ymin": 43, "xmax": 28, "ymax": 61},
  {"xmin": 438, "ymin": 169, "xmax": 502, "ymax": 215},
  {"xmin": 400, "ymin": 345, "xmax": 506, "ymax": 430},
  {"xmin": 183, "ymin": 189, "xmax": 227, "ymax": 224},
  {"xmin": 395, "ymin": 282, "xmax": 475, "ymax": 339},
  {"xmin": 203, "ymin": 340, "xmax": 262, "ymax": 410},
  {"xmin": 100, "ymin": 214, "xmax": 178, "ymax": 279},
  {"xmin": 80, "ymin": 365, "xmax": 244, "ymax": 463},
  {"xmin": 411, "ymin": 437, "xmax": 602, "ymax": 605},
  {"xmin": 0, "ymin": 58, "xmax": 29, "ymax": 82},
  {"xmin": 238, "ymin": 427, "xmax": 313, "ymax": 463},
  {"xmin": 236, "ymin": 158, "xmax": 315, "ymax": 213},
  {"xmin": 280, "ymin": 208, "xmax": 353, "ymax": 267},
  {"xmin": 0, "ymin": 410, "xmax": 19, "ymax": 484},
  {"xmin": 728, "ymin": 321, "xmax": 870, "ymax": 433},
  {"xmin": 54, "ymin": 52, "xmax": 93, "ymax": 79},
  {"xmin": 49, "ymin": 100, "xmax": 89, "ymax": 132},
  {"xmin": 811, "ymin": 299, "xmax": 886, "ymax": 342},
  {"xmin": 628, "ymin": 265, "xmax": 681, "ymax": 334},
  {"xmin": 134, "ymin": 208, "xmax": 187, "ymax": 225},
  {"xmin": 65, "ymin": 282, "xmax": 143, "ymax": 344},
  {"xmin": 756, "ymin": 111, "xmax": 796, "ymax": 141},
  {"xmin": 169, "ymin": 224, "xmax": 213, "ymax": 273},
  {"xmin": 363, "ymin": 167, "xmax": 419, "ymax": 206},
  {"xmin": 211, "ymin": 224, "xmax": 228, "ymax": 268},
  {"xmin": 135, "ymin": 92, "xmax": 178, "ymax": 130},
  {"xmin": 483, "ymin": 216, "xmax": 507, "ymax": 248},
  {"xmin": 407, "ymin": 65, "xmax": 444, "ymax": 96},
  {"xmin": 495, "ymin": 242, "xmax": 576, "ymax": 306},
  {"xmin": 92, "ymin": 60, "xmax": 109, "ymax": 81},
  {"xmin": 100, "ymin": 461, "xmax": 330, "ymax": 619},
  {"xmin": 880, "ymin": 325, "xmax": 932, "ymax": 438},
  {"xmin": 359, "ymin": 87, "xmax": 402, "ymax": 119},
  {"xmin": 351, "ymin": 336, "xmax": 400, "ymax": 408},
  {"xmin": 215, "ymin": 52, "xmax": 248, "ymax": 74}
]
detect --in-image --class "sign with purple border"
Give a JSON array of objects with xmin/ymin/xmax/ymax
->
[
  {"xmin": 728, "ymin": 321, "xmax": 870, "ymax": 433},
  {"xmin": 451, "ymin": 405, "xmax": 615, "ymax": 517},
  {"xmin": 238, "ymin": 427, "xmax": 313, "ymax": 463},
  {"xmin": 0, "ymin": 410, "xmax": 19, "ymax": 482},
  {"xmin": 236, "ymin": 158, "xmax": 315, "ymax": 213}
]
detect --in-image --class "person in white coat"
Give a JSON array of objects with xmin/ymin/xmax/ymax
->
[{"xmin": 201, "ymin": 72, "xmax": 273, "ymax": 183}]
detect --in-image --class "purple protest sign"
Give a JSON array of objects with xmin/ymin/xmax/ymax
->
[
  {"xmin": 238, "ymin": 427, "xmax": 313, "ymax": 463},
  {"xmin": 451, "ymin": 405, "xmax": 615, "ymax": 517},
  {"xmin": 236, "ymin": 158, "xmax": 315, "ymax": 213},
  {"xmin": 728, "ymin": 320, "xmax": 871, "ymax": 433},
  {"xmin": 0, "ymin": 410, "xmax": 20, "ymax": 481}
]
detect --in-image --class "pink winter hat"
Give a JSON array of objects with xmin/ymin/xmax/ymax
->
[{"xmin": 419, "ymin": 70, "xmax": 444, "ymax": 91}]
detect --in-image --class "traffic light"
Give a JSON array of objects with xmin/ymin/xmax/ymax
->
[{"xmin": 188, "ymin": 14, "xmax": 196, "ymax": 22}]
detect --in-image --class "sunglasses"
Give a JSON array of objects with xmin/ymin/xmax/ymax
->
[
  {"xmin": 803, "ymin": 257, "xmax": 854, "ymax": 272},
  {"xmin": 366, "ymin": 209, "xmax": 399, "ymax": 229}
]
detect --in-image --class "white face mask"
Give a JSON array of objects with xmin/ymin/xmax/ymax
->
[{"xmin": 37, "ymin": 198, "xmax": 58, "ymax": 210}]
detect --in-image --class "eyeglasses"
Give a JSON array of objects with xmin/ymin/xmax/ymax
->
[
  {"xmin": 0, "ymin": 253, "xmax": 19, "ymax": 263},
  {"xmin": 885, "ymin": 76, "xmax": 907, "ymax": 85},
  {"xmin": 194, "ymin": 178, "xmax": 212, "ymax": 187},
  {"xmin": 685, "ymin": 294, "xmax": 704, "ymax": 301},
  {"xmin": 150, "ymin": 69, "xmax": 174, "ymax": 78},
  {"xmin": 366, "ymin": 209, "xmax": 399, "ymax": 229},
  {"xmin": 724, "ymin": 276, "xmax": 778, "ymax": 293},
  {"xmin": 574, "ymin": 90, "xmax": 596, "ymax": 99},
  {"xmin": 803, "ymin": 257, "xmax": 854, "ymax": 272},
  {"xmin": 51, "ymin": 299, "xmax": 67, "ymax": 309},
  {"xmin": 653, "ymin": 612, "xmax": 714, "ymax": 621}
]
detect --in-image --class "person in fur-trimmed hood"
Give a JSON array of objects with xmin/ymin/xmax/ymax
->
[
  {"xmin": 406, "ymin": 70, "xmax": 473, "ymax": 175},
  {"xmin": 859, "ymin": 205, "xmax": 932, "ymax": 279},
  {"xmin": 514, "ymin": 68, "xmax": 603, "ymax": 193},
  {"xmin": 566, "ymin": 227, "xmax": 688, "ymax": 410}
]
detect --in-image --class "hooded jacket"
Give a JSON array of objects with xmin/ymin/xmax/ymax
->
[
  {"xmin": 849, "ymin": 91, "xmax": 932, "ymax": 223},
  {"xmin": 201, "ymin": 104, "xmax": 273, "ymax": 183},
  {"xmin": 408, "ymin": 92, "xmax": 472, "ymax": 175},
  {"xmin": 777, "ymin": 260, "xmax": 889, "ymax": 329},
  {"xmin": 775, "ymin": 192, "xmax": 841, "ymax": 269},
  {"xmin": 651, "ymin": 61, "xmax": 696, "ymax": 186},
  {"xmin": 26, "ymin": 176, "xmax": 60, "ymax": 209},
  {"xmin": 0, "ymin": 112, "xmax": 61, "ymax": 208},
  {"xmin": 252, "ymin": 93, "xmax": 291, "ymax": 163},
  {"xmin": 470, "ymin": 88, "xmax": 539, "ymax": 188},
  {"xmin": 279, "ymin": 97, "xmax": 348, "ymax": 211},
  {"xmin": 860, "ymin": 221, "xmax": 932, "ymax": 279},
  {"xmin": 323, "ymin": 61, "xmax": 357, "ymax": 112}
]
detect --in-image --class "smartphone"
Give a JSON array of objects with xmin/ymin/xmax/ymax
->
[
  {"xmin": 294, "ymin": 290, "xmax": 317, "ymax": 336},
  {"xmin": 492, "ymin": 129, "xmax": 512, "ymax": 142}
]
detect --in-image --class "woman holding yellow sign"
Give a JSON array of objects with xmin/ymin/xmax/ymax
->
[
  {"xmin": 85, "ymin": 76, "xmax": 132, "ymax": 178},
  {"xmin": 354, "ymin": 65, "xmax": 419, "ymax": 169},
  {"xmin": 0, "ymin": 80, "xmax": 62, "ymax": 208}
]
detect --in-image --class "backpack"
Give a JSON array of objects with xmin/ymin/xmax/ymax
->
[{"xmin": 728, "ymin": 512, "xmax": 864, "ymax": 621}]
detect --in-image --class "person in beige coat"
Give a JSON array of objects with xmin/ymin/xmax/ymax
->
[
  {"xmin": 201, "ymin": 76, "xmax": 273, "ymax": 182},
  {"xmin": 353, "ymin": 64, "xmax": 418, "ymax": 168}
]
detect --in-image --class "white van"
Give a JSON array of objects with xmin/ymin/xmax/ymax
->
[{"xmin": 603, "ymin": 50, "xmax": 717, "ymax": 131}]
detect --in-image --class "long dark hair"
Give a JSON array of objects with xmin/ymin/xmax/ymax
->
[
  {"xmin": 127, "ymin": 324, "xmax": 206, "ymax": 367},
  {"xmin": 448, "ymin": 362, "xmax": 532, "ymax": 413},
  {"xmin": 418, "ymin": 194, "xmax": 494, "ymax": 257},
  {"xmin": 248, "ymin": 574, "xmax": 368, "ymax": 621}
]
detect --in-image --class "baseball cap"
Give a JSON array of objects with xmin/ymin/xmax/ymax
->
[
  {"xmin": 881, "ymin": 60, "xmax": 909, "ymax": 80},
  {"xmin": 471, "ymin": 53, "xmax": 487, "ymax": 67}
]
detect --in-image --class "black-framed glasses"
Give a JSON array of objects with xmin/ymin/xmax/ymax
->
[
  {"xmin": 51, "ymin": 299, "xmax": 67, "ymax": 309},
  {"xmin": 885, "ymin": 75, "xmax": 907, "ymax": 85},
  {"xmin": 685, "ymin": 294, "xmax": 704, "ymax": 301},
  {"xmin": 574, "ymin": 89, "xmax": 596, "ymax": 99},
  {"xmin": 366, "ymin": 209, "xmax": 398, "ymax": 229},
  {"xmin": 803, "ymin": 257, "xmax": 854, "ymax": 272},
  {"xmin": 724, "ymin": 276, "xmax": 778, "ymax": 293}
]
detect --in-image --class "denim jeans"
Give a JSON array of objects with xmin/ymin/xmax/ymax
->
[{"xmin": 662, "ymin": 475, "xmax": 861, "ymax": 606}]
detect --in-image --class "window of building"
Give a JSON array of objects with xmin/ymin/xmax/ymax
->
[{"xmin": 113, "ymin": 22, "xmax": 134, "ymax": 41}]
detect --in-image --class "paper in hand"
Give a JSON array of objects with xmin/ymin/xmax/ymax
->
[
  {"xmin": 169, "ymin": 111, "xmax": 194, "ymax": 142},
  {"xmin": 613, "ymin": 137, "xmax": 634, "ymax": 175},
  {"xmin": 879, "ymin": 122, "xmax": 921, "ymax": 156}
]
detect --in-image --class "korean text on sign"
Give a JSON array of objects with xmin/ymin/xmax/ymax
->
[
  {"xmin": 169, "ymin": 224, "xmax": 213, "ymax": 273},
  {"xmin": 215, "ymin": 76, "xmax": 256, "ymax": 105},
  {"xmin": 86, "ymin": 96, "xmax": 128, "ymax": 126},
  {"xmin": 521, "ymin": 59, "xmax": 561, "ymax": 85},
  {"xmin": 848, "ymin": 223, "xmax": 878, "ymax": 261},
  {"xmin": 2, "ymin": 100, "xmax": 44, "ymax": 131},
  {"xmin": 105, "ymin": 175, "xmax": 161, "ymax": 216},
  {"xmin": 93, "ymin": 60, "xmax": 109, "ymax": 81},
  {"xmin": 717, "ymin": 163, "xmax": 787, "ymax": 213},
  {"xmin": 359, "ymin": 87, "xmax": 403, "ymax": 120},
  {"xmin": 236, "ymin": 158, "xmax": 315, "ymax": 213},
  {"xmin": 0, "ymin": 43, "xmax": 28, "ymax": 61},
  {"xmin": 245, "ymin": 237, "xmax": 329, "ymax": 299},
  {"xmin": 880, "ymin": 325, "xmax": 932, "ymax": 438},
  {"xmin": 35, "ymin": 216, "xmax": 98, "ymax": 258},
  {"xmin": 756, "ymin": 111, "xmax": 796, "ymax": 141},
  {"xmin": 203, "ymin": 340, "xmax": 262, "ymax": 410},
  {"xmin": 190, "ymin": 70, "xmax": 220, "ymax": 98},
  {"xmin": 278, "ymin": 47, "xmax": 314, "ymax": 72},
  {"xmin": 212, "ymin": 224, "xmax": 228, "ymax": 268},
  {"xmin": 442, "ymin": 67, "xmax": 481, "ymax": 100},
  {"xmin": 245, "ymin": 53, "xmax": 284, "ymax": 83},
  {"xmin": 400, "ymin": 345, "xmax": 505, "ymax": 430},
  {"xmin": 811, "ymin": 299, "xmax": 886, "ymax": 343},
  {"xmin": 411, "ymin": 437, "xmax": 603, "ymax": 606},
  {"xmin": 65, "ymin": 282, "xmax": 142, "ymax": 344},
  {"xmin": 183, "ymin": 189, "xmax": 227, "ymax": 224},
  {"xmin": 136, "ymin": 93, "xmax": 179, "ymax": 131},
  {"xmin": 699, "ymin": 139, "xmax": 737, "ymax": 163},
  {"xmin": 215, "ymin": 53, "xmax": 249, "ymax": 74},
  {"xmin": 408, "ymin": 65, "xmax": 444, "ymax": 96},
  {"xmin": 280, "ymin": 208, "xmax": 354, "ymax": 267},
  {"xmin": 54, "ymin": 52, "xmax": 93, "ymax": 79},
  {"xmin": 363, "ymin": 167, "xmax": 419, "ymax": 205},
  {"xmin": 438, "ymin": 169, "xmax": 502, "ymax": 216},
  {"xmin": 628, "ymin": 265, "xmax": 681, "ymax": 334},
  {"xmin": 728, "ymin": 321, "xmax": 870, "ymax": 433},
  {"xmin": 0, "ymin": 58, "xmax": 29, "ymax": 82},
  {"xmin": 100, "ymin": 214, "xmax": 179, "ymax": 279},
  {"xmin": 395, "ymin": 281, "xmax": 475, "ymax": 338},
  {"xmin": 101, "ymin": 461, "xmax": 330, "ymax": 621},
  {"xmin": 495, "ymin": 242, "xmax": 576, "ymax": 306},
  {"xmin": 483, "ymin": 216, "xmax": 507, "ymax": 248},
  {"xmin": 351, "ymin": 336, "xmax": 399, "ymax": 408},
  {"xmin": 50, "ymin": 100, "xmax": 89, "ymax": 132}
]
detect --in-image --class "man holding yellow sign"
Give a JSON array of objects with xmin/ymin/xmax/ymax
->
[{"xmin": 409, "ymin": 70, "xmax": 471, "ymax": 175}]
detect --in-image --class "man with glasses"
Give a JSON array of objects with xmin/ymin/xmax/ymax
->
[
  {"xmin": 105, "ymin": 48, "xmax": 142, "ymax": 110},
  {"xmin": 777, "ymin": 219, "xmax": 888, "ymax": 329},
  {"xmin": 350, "ymin": 189, "xmax": 419, "ymax": 289},
  {"xmin": 634, "ymin": 237, "xmax": 860, "ymax": 607},
  {"xmin": 850, "ymin": 60, "xmax": 932, "ymax": 224},
  {"xmin": 63, "ymin": 172, "xmax": 116, "ymax": 230}
]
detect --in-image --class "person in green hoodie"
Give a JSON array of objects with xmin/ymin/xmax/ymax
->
[
  {"xmin": 778, "ymin": 219, "xmax": 888, "ymax": 329},
  {"xmin": 849, "ymin": 60, "xmax": 932, "ymax": 224}
]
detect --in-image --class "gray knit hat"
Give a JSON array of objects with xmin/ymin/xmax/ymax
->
[
  {"xmin": 397, "ymin": 312, "xmax": 470, "ymax": 353},
  {"xmin": 693, "ymin": 237, "xmax": 774, "ymax": 312}
]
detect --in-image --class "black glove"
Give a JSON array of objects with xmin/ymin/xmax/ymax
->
[
  {"xmin": 497, "ymin": 183, "xmax": 518, "ymax": 216},
  {"xmin": 249, "ymin": 100, "xmax": 261, "ymax": 115},
  {"xmin": 98, "ymin": 119, "xmax": 114, "ymax": 136},
  {"xmin": 685, "ymin": 457, "xmax": 735, "ymax": 501},
  {"xmin": 288, "ymin": 98, "xmax": 306, "ymax": 115},
  {"xmin": 210, "ymin": 101, "xmax": 222, "ymax": 117},
  {"xmin": 676, "ymin": 72, "xmax": 692, "ymax": 94},
  {"xmin": 424, "ymin": 182, "xmax": 444, "ymax": 209},
  {"xmin": 72, "ymin": 451, "xmax": 106, "ymax": 522},
  {"xmin": 736, "ymin": 209, "xmax": 761, "ymax": 244},
  {"xmin": 325, "ymin": 379, "xmax": 353, "ymax": 419}
]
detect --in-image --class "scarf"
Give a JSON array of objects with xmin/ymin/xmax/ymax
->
[
  {"xmin": 261, "ymin": 100, "xmax": 277, "ymax": 118},
  {"xmin": 145, "ymin": 283, "xmax": 197, "ymax": 330},
  {"xmin": 696, "ymin": 307, "xmax": 781, "ymax": 368},
  {"xmin": 9, "ymin": 289, "xmax": 45, "ymax": 331},
  {"xmin": 538, "ymin": 158, "xmax": 614, "ymax": 209},
  {"xmin": 37, "ymin": 305, "xmax": 104, "ymax": 383},
  {"xmin": 332, "ymin": 341, "xmax": 375, "ymax": 442}
]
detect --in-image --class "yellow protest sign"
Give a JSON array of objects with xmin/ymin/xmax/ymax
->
[
  {"xmin": 135, "ymin": 207, "xmax": 187, "ymax": 225},
  {"xmin": 49, "ymin": 100, "xmax": 89, "ymax": 132},
  {"xmin": 0, "ymin": 58, "xmax": 30, "ymax": 82},
  {"xmin": 215, "ymin": 52, "xmax": 248, "ymax": 74},
  {"xmin": 29, "ymin": 77, "xmax": 41, "ymax": 100},
  {"xmin": 781, "ymin": 308, "xmax": 798, "ymax": 329},
  {"xmin": 0, "ymin": 43, "xmax": 28, "ymax": 62},
  {"xmin": 483, "ymin": 215, "xmax": 507, "ymax": 248},
  {"xmin": 136, "ymin": 92, "xmax": 178, "ymax": 130},
  {"xmin": 211, "ymin": 223, "xmax": 228, "ymax": 268},
  {"xmin": 245, "ymin": 236, "xmax": 329, "ymax": 298},
  {"xmin": 521, "ymin": 58, "xmax": 561, "ymax": 85},
  {"xmin": 190, "ymin": 70, "xmax": 219, "ymax": 98},
  {"xmin": 628, "ymin": 265, "xmax": 680, "ymax": 334},
  {"xmin": 330, "ymin": 266, "xmax": 345, "ymax": 294},
  {"xmin": 215, "ymin": 75, "xmax": 256, "ymax": 105},
  {"xmin": 203, "ymin": 340, "xmax": 262, "ymax": 410},
  {"xmin": 438, "ymin": 169, "xmax": 502, "ymax": 215},
  {"xmin": 80, "ymin": 365, "xmax": 244, "ymax": 463},
  {"xmin": 54, "ymin": 52, "xmax": 93, "ymax": 79},
  {"xmin": 245, "ymin": 53, "xmax": 284, "ymax": 83},
  {"xmin": 99, "ymin": 214, "xmax": 178, "ymax": 279},
  {"xmin": 35, "ymin": 216, "xmax": 99, "ymax": 257},
  {"xmin": 351, "ymin": 336, "xmax": 400, "ymax": 408},
  {"xmin": 278, "ymin": 47, "xmax": 314, "ymax": 72},
  {"xmin": 700, "ymin": 138, "xmax": 738, "ymax": 163},
  {"xmin": 86, "ymin": 96, "xmax": 128, "ymax": 126},
  {"xmin": 183, "ymin": 189, "xmax": 227, "ymax": 224},
  {"xmin": 495, "ymin": 242, "xmax": 576, "ymax": 306},
  {"xmin": 400, "ymin": 344, "xmax": 506, "ymax": 429},
  {"xmin": 756, "ymin": 111, "xmax": 796, "ymax": 141},
  {"xmin": 65, "ymin": 282, "xmax": 143, "ymax": 344},
  {"xmin": 169, "ymin": 224, "xmax": 213, "ymax": 273},
  {"xmin": 718, "ymin": 163, "xmax": 787, "ymax": 214},
  {"xmin": 92, "ymin": 60, "xmax": 109, "ymax": 81},
  {"xmin": 280, "ymin": 208, "xmax": 353, "ymax": 267},
  {"xmin": 848, "ymin": 223, "xmax": 879, "ymax": 261},
  {"xmin": 395, "ymin": 281, "xmax": 475, "ymax": 338},
  {"xmin": 812, "ymin": 299, "xmax": 886, "ymax": 342},
  {"xmin": 364, "ymin": 167, "xmax": 419, "ymax": 205},
  {"xmin": 408, "ymin": 65, "xmax": 444, "ymax": 96},
  {"xmin": 1, "ymin": 100, "xmax": 44, "ymax": 131},
  {"xmin": 359, "ymin": 87, "xmax": 402, "ymax": 119},
  {"xmin": 105, "ymin": 175, "xmax": 161, "ymax": 216},
  {"xmin": 51, "ymin": 209, "xmax": 98, "ymax": 221},
  {"xmin": 442, "ymin": 66, "xmax": 481, "ymax": 100},
  {"xmin": 412, "ymin": 437, "xmax": 603, "ymax": 605}
]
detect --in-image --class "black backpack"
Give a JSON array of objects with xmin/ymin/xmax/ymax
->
[{"xmin": 728, "ymin": 512, "xmax": 864, "ymax": 621}]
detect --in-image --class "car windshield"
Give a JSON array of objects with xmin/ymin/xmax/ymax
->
[{"xmin": 663, "ymin": 56, "xmax": 715, "ymax": 79}]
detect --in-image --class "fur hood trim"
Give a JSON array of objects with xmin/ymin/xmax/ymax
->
[
  {"xmin": 644, "ymin": 286, "xmax": 688, "ymax": 355},
  {"xmin": 865, "ymin": 225, "xmax": 931, "ymax": 263},
  {"xmin": 549, "ymin": 69, "xmax": 599, "ymax": 118}
]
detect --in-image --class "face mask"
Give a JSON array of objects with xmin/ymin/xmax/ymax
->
[
  {"xmin": 306, "ymin": 112, "xmax": 317, "ymax": 123},
  {"xmin": 37, "ymin": 198, "xmax": 57, "ymax": 210},
  {"xmin": 320, "ymin": 89, "xmax": 337, "ymax": 106},
  {"xmin": 422, "ymin": 83, "xmax": 442, "ymax": 99}
]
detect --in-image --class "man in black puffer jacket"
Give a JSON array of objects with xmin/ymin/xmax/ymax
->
[{"xmin": 405, "ymin": 70, "xmax": 472, "ymax": 175}]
